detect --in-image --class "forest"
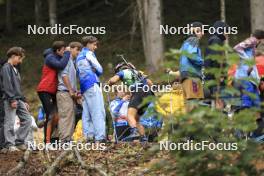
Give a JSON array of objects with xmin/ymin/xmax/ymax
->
[{"xmin": 0, "ymin": 0, "xmax": 264, "ymax": 175}]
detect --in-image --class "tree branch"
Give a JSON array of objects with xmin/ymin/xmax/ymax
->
[
  {"xmin": 7, "ymin": 150, "xmax": 32, "ymax": 176},
  {"xmin": 42, "ymin": 150, "xmax": 72, "ymax": 176},
  {"xmin": 73, "ymin": 148, "xmax": 108, "ymax": 176}
]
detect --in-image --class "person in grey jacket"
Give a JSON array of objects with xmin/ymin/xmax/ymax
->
[
  {"xmin": 0, "ymin": 58, "xmax": 21, "ymax": 149},
  {"xmin": 1, "ymin": 47, "xmax": 32, "ymax": 152}
]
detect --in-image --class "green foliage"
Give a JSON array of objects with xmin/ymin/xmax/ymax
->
[
  {"xmin": 151, "ymin": 106, "xmax": 263, "ymax": 176},
  {"xmin": 147, "ymin": 44, "xmax": 264, "ymax": 175}
]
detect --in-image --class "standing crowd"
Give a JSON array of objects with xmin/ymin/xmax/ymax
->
[
  {"xmin": 1, "ymin": 20, "xmax": 264, "ymax": 151},
  {"xmin": 173, "ymin": 21, "xmax": 264, "ymax": 139},
  {"xmin": 0, "ymin": 35, "xmax": 158, "ymax": 152},
  {"xmin": 36, "ymin": 36, "xmax": 108, "ymax": 146}
]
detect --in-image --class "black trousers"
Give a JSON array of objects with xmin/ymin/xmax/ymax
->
[{"xmin": 38, "ymin": 92, "xmax": 57, "ymax": 143}]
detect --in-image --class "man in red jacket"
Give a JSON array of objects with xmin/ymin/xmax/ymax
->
[{"xmin": 37, "ymin": 41, "xmax": 70, "ymax": 144}]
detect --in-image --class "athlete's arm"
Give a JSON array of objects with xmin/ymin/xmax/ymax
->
[
  {"xmin": 108, "ymin": 75, "xmax": 121, "ymax": 86},
  {"xmin": 146, "ymin": 79, "xmax": 153, "ymax": 87}
]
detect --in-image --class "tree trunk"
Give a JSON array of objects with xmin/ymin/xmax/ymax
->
[
  {"xmin": 242, "ymin": 0, "xmax": 251, "ymax": 32},
  {"xmin": 6, "ymin": 0, "xmax": 12, "ymax": 33},
  {"xmin": 136, "ymin": 0, "xmax": 164, "ymax": 73},
  {"xmin": 220, "ymin": 0, "xmax": 229, "ymax": 45},
  {"xmin": 48, "ymin": 0, "xmax": 57, "ymax": 27},
  {"xmin": 35, "ymin": 0, "xmax": 42, "ymax": 26},
  {"xmin": 250, "ymin": 0, "xmax": 264, "ymax": 32},
  {"xmin": 220, "ymin": 0, "xmax": 226, "ymax": 22}
]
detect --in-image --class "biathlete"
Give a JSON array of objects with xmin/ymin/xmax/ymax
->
[{"xmin": 108, "ymin": 62, "xmax": 154, "ymax": 142}]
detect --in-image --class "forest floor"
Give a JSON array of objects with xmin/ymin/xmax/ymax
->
[{"xmin": 0, "ymin": 142, "xmax": 171, "ymax": 176}]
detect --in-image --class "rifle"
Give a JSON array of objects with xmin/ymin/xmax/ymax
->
[{"xmin": 116, "ymin": 54, "xmax": 144, "ymax": 81}]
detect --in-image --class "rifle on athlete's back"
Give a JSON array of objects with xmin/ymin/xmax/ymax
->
[{"xmin": 116, "ymin": 54, "xmax": 147, "ymax": 82}]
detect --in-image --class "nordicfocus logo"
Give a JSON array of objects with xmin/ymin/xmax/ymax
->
[
  {"xmin": 27, "ymin": 24, "xmax": 106, "ymax": 35},
  {"xmin": 160, "ymin": 141, "xmax": 238, "ymax": 151},
  {"xmin": 160, "ymin": 24, "xmax": 238, "ymax": 35},
  {"xmin": 27, "ymin": 141, "xmax": 107, "ymax": 151},
  {"xmin": 96, "ymin": 82, "xmax": 172, "ymax": 93}
]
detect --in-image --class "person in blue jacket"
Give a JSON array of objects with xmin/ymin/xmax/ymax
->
[
  {"xmin": 179, "ymin": 22, "xmax": 204, "ymax": 111},
  {"xmin": 109, "ymin": 89, "xmax": 131, "ymax": 141},
  {"xmin": 233, "ymin": 30, "xmax": 264, "ymax": 108},
  {"xmin": 109, "ymin": 88, "xmax": 162, "ymax": 142},
  {"xmin": 37, "ymin": 41, "xmax": 70, "ymax": 144},
  {"xmin": 76, "ymin": 36, "xmax": 106, "ymax": 143}
]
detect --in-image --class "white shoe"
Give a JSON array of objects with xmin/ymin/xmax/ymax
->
[{"xmin": 8, "ymin": 146, "xmax": 20, "ymax": 152}]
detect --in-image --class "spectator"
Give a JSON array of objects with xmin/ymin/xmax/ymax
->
[
  {"xmin": 234, "ymin": 30, "xmax": 264, "ymax": 108},
  {"xmin": 56, "ymin": 42, "xmax": 82, "ymax": 143},
  {"xmin": 76, "ymin": 36, "xmax": 106, "ymax": 143},
  {"xmin": 179, "ymin": 22, "xmax": 204, "ymax": 111},
  {"xmin": 204, "ymin": 21, "xmax": 229, "ymax": 103},
  {"xmin": 251, "ymin": 77, "xmax": 264, "ymax": 138},
  {"xmin": 37, "ymin": 41, "xmax": 70, "ymax": 144},
  {"xmin": 0, "ymin": 58, "xmax": 21, "ymax": 149},
  {"xmin": 1, "ymin": 47, "xmax": 32, "ymax": 151},
  {"xmin": 109, "ymin": 88, "xmax": 131, "ymax": 141}
]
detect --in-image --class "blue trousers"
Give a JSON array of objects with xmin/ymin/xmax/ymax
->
[
  {"xmin": 82, "ymin": 84, "xmax": 106, "ymax": 141},
  {"xmin": 240, "ymin": 80, "xmax": 260, "ymax": 108}
]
